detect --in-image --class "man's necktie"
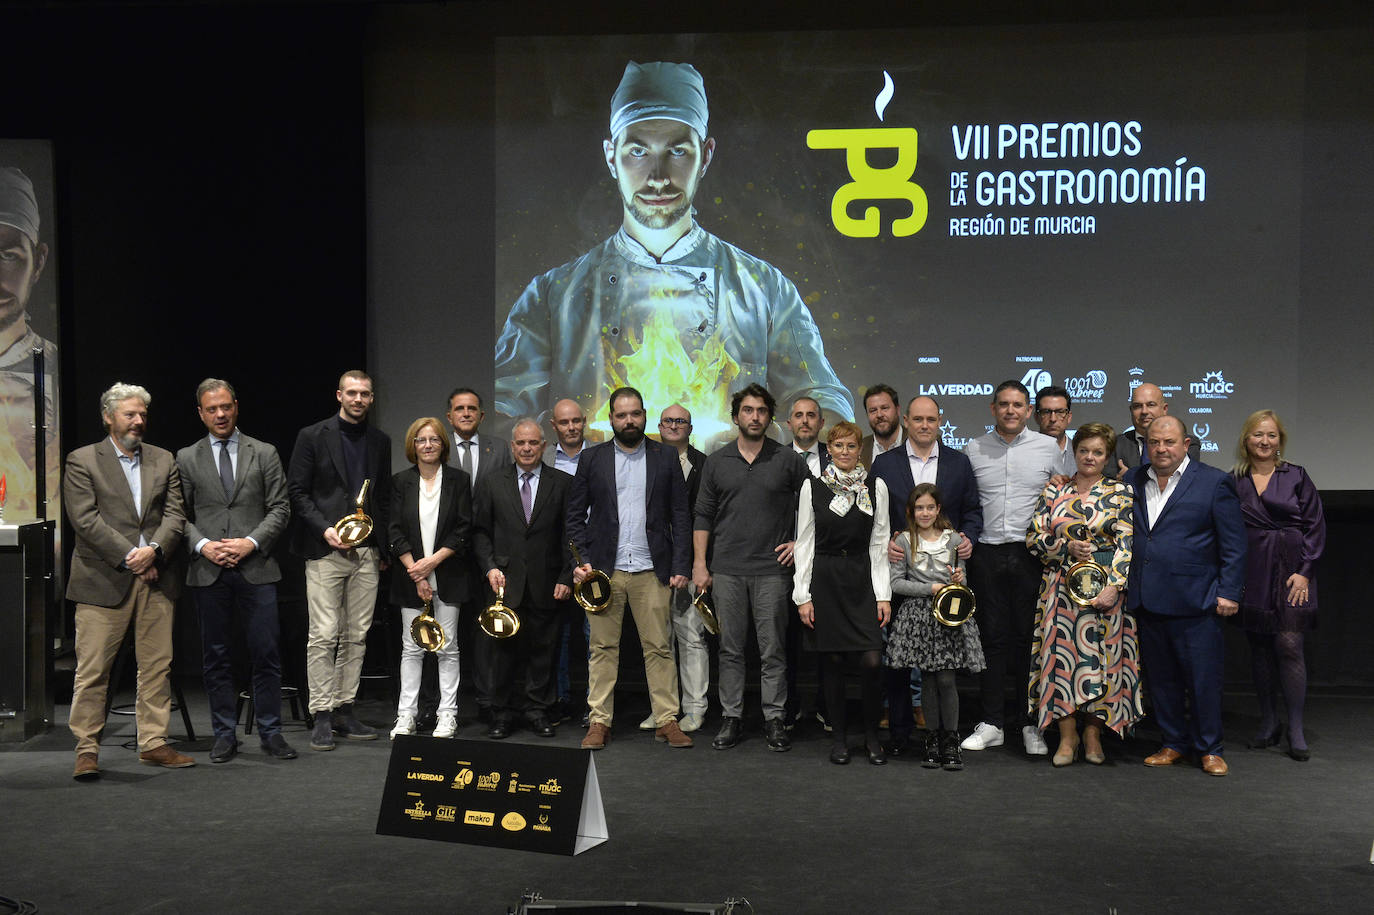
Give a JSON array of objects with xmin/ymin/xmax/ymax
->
[
  {"xmin": 521, "ymin": 471, "xmax": 534, "ymax": 524},
  {"xmin": 459, "ymin": 441, "xmax": 473, "ymax": 481},
  {"xmin": 218, "ymin": 439, "xmax": 235, "ymax": 500}
]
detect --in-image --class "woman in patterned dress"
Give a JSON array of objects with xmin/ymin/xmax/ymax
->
[{"xmin": 1027, "ymin": 423, "xmax": 1142, "ymax": 766}]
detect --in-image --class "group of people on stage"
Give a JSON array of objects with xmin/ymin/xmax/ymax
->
[{"xmin": 64, "ymin": 369, "xmax": 1324, "ymax": 781}]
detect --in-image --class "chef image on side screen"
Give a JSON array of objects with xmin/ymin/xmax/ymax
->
[{"xmin": 495, "ymin": 61, "xmax": 853, "ymax": 444}]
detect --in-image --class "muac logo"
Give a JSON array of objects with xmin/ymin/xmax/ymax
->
[
  {"xmin": 1190, "ymin": 370, "xmax": 1234, "ymax": 400},
  {"xmin": 807, "ymin": 71, "xmax": 928, "ymax": 238}
]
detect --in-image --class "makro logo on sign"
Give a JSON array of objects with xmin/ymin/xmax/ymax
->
[
  {"xmin": 919, "ymin": 382, "xmax": 993, "ymax": 397},
  {"xmin": 1063, "ymin": 370, "xmax": 1108, "ymax": 403},
  {"xmin": 1190, "ymin": 370, "xmax": 1234, "ymax": 399},
  {"xmin": 464, "ymin": 810, "xmax": 496, "ymax": 826}
]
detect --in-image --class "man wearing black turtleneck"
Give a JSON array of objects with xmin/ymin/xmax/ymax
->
[{"xmin": 287, "ymin": 370, "xmax": 392, "ymax": 751}]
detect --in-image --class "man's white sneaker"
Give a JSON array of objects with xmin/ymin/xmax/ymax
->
[
  {"xmin": 679, "ymin": 713, "xmax": 704, "ymax": 733},
  {"xmin": 639, "ymin": 714, "xmax": 658, "ymax": 731},
  {"xmin": 433, "ymin": 711, "xmax": 457, "ymax": 739},
  {"xmin": 1022, "ymin": 725, "xmax": 1049, "ymax": 756},
  {"xmin": 960, "ymin": 721, "xmax": 1004, "ymax": 750},
  {"xmin": 390, "ymin": 713, "xmax": 416, "ymax": 739}
]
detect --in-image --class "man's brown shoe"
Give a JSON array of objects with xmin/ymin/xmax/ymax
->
[
  {"xmin": 654, "ymin": 719, "xmax": 693, "ymax": 748},
  {"xmin": 1143, "ymin": 747, "xmax": 1185, "ymax": 767},
  {"xmin": 1201, "ymin": 754, "xmax": 1229, "ymax": 777},
  {"xmin": 139, "ymin": 745, "xmax": 196, "ymax": 768},
  {"xmin": 580, "ymin": 722, "xmax": 611, "ymax": 750},
  {"xmin": 73, "ymin": 752, "xmax": 100, "ymax": 780}
]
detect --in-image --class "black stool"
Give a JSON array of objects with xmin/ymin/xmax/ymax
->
[
  {"xmin": 235, "ymin": 685, "xmax": 307, "ymax": 734},
  {"xmin": 103, "ymin": 630, "xmax": 196, "ymax": 747}
]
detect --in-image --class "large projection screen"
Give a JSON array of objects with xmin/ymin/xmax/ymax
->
[{"xmin": 366, "ymin": 14, "xmax": 1373, "ymax": 490}]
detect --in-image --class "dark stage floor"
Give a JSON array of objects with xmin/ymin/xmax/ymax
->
[{"xmin": 3, "ymin": 687, "xmax": 1373, "ymax": 914}]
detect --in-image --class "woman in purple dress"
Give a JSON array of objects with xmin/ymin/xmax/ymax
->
[{"xmin": 1232, "ymin": 410, "xmax": 1326, "ymax": 761}]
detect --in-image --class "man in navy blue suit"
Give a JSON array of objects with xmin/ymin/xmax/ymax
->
[
  {"xmin": 872, "ymin": 394, "xmax": 983, "ymax": 752},
  {"xmin": 1128, "ymin": 415, "xmax": 1246, "ymax": 776},
  {"xmin": 568, "ymin": 386, "xmax": 693, "ymax": 750}
]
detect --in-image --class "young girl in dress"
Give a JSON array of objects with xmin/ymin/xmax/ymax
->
[{"xmin": 886, "ymin": 484, "xmax": 986, "ymax": 770}]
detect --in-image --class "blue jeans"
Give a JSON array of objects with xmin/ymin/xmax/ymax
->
[{"xmin": 193, "ymin": 569, "xmax": 282, "ymax": 739}]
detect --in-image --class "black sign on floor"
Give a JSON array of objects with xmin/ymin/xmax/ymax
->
[{"xmin": 376, "ymin": 736, "xmax": 608, "ymax": 856}]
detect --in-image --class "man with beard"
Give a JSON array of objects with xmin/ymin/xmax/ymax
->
[
  {"xmin": 859, "ymin": 384, "xmax": 904, "ymax": 469},
  {"xmin": 1034, "ymin": 385, "xmax": 1077, "ymax": 476},
  {"xmin": 287, "ymin": 370, "xmax": 391, "ymax": 750},
  {"xmin": 694, "ymin": 383, "xmax": 810, "ymax": 752},
  {"xmin": 787, "ymin": 396, "xmax": 829, "ymax": 477},
  {"xmin": 567, "ymin": 387, "xmax": 693, "ymax": 750},
  {"xmin": 66, "ymin": 383, "xmax": 190, "ymax": 778},
  {"xmin": 494, "ymin": 61, "xmax": 853, "ymax": 439},
  {"xmin": 0, "ymin": 166, "xmax": 59, "ymax": 518}
]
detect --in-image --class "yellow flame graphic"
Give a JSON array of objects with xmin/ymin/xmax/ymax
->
[{"xmin": 595, "ymin": 311, "xmax": 739, "ymax": 442}]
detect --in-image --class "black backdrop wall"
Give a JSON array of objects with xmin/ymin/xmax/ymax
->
[{"xmin": 9, "ymin": 0, "xmax": 1372, "ymax": 688}]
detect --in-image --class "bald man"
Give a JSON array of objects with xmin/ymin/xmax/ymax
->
[
  {"xmin": 1112, "ymin": 383, "xmax": 1199, "ymax": 478},
  {"xmin": 1127, "ymin": 415, "xmax": 1246, "ymax": 776}
]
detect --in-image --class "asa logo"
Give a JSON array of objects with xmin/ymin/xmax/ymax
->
[
  {"xmin": 463, "ymin": 810, "xmax": 495, "ymax": 826},
  {"xmin": 1189, "ymin": 370, "xmax": 1234, "ymax": 400},
  {"xmin": 501, "ymin": 812, "xmax": 528, "ymax": 832},
  {"xmin": 1192, "ymin": 423, "xmax": 1220, "ymax": 453}
]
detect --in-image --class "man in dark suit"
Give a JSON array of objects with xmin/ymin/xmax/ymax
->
[
  {"xmin": 784, "ymin": 395, "xmax": 829, "ymax": 728},
  {"xmin": 65, "ymin": 382, "xmax": 191, "ymax": 779},
  {"xmin": 446, "ymin": 386, "xmax": 513, "ymax": 723},
  {"xmin": 1128, "ymin": 415, "xmax": 1246, "ymax": 776},
  {"xmin": 178, "ymin": 379, "xmax": 295, "ymax": 762},
  {"xmin": 472, "ymin": 418, "xmax": 573, "ymax": 739},
  {"xmin": 872, "ymin": 394, "xmax": 983, "ymax": 753},
  {"xmin": 654, "ymin": 403, "xmax": 709, "ymax": 732},
  {"xmin": 1111, "ymin": 382, "xmax": 1200, "ymax": 479},
  {"xmin": 569, "ymin": 386, "xmax": 693, "ymax": 750},
  {"xmin": 287, "ymin": 369, "xmax": 391, "ymax": 751},
  {"xmin": 786, "ymin": 396, "xmax": 830, "ymax": 477},
  {"xmin": 859, "ymin": 383, "xmax": 904, "ymax": 468}
]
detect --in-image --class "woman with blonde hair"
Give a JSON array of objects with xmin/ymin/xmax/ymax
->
[{"xmin": 1232, "ymin": 410, "xmax": 1325, "ymax": 761}]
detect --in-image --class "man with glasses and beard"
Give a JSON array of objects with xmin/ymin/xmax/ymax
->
[
  {"xmin": 567, "ymin": 387, "xmax": 693, "ymax": 750},
  {"xmin": 694, "ymin": 383, "xmax": 810, "ymax": 752},
  {"xmin": 494, "ymin": 61, "xmax": 852, "ymax": 441}
]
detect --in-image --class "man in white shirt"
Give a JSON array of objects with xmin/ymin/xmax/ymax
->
[
  {"xmin": 649, "ymin": 403, "xmax": 710, "ymax": 732},
  {"xmin": 787, "ymin": 396, "xmax": 829, "ymax": 478},
  {"xmin": 1034, "ymin": 385, "xmax": 1077, "ymax": 477},
  {"xmin": 962, "ymin": 380, "xmax": 1062, "ymax": 755}
]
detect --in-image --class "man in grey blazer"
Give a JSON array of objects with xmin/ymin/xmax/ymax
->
[
  {"xmin": 446, "ymin": 387, "xmax": 512, "ymax": 721},
  {"xmin": 65, "ymin": 382, "xmax": 191, "ymax": 779},
  {"xmin": 177, "ymin": 379, "xmax": 295, "ymax": 762}
]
